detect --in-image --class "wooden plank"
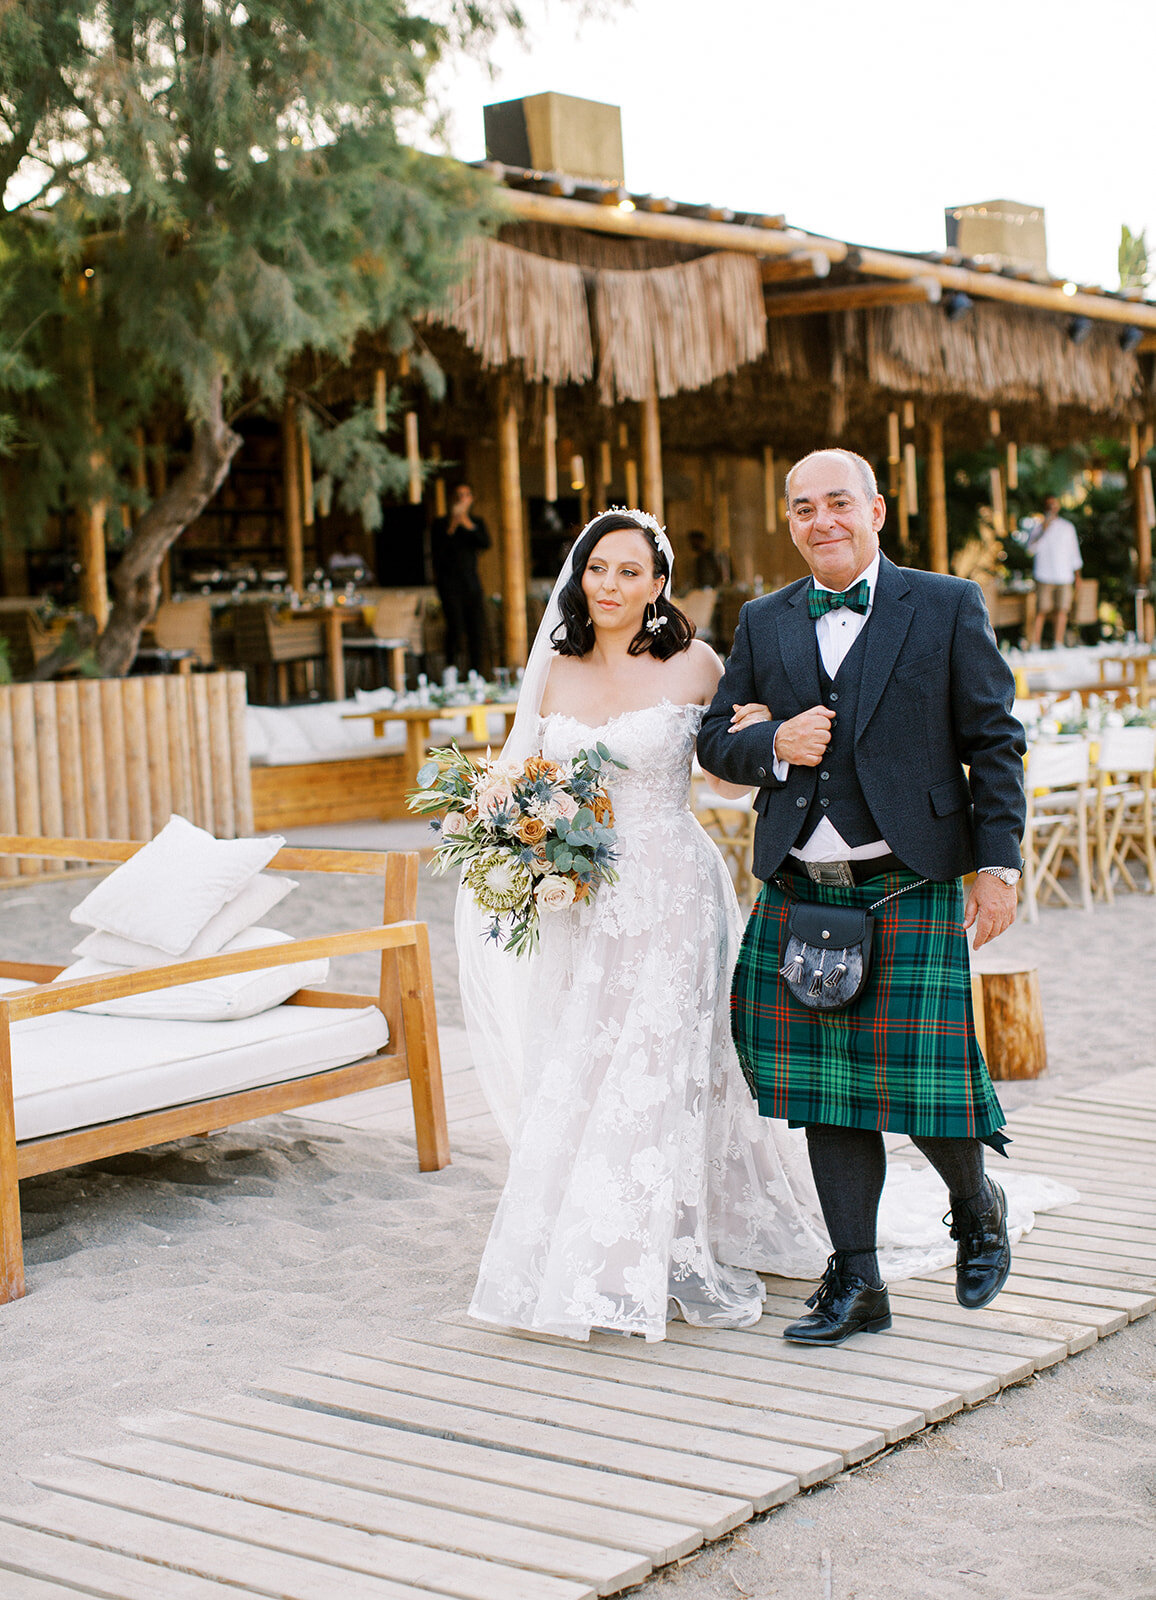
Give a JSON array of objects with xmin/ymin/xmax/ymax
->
[
  {"xmin": 31, "ymin": 684, "xmax": 64, "ymax": 845},
  {"xmin": 0, "ymin": 1571, "xmax": 94, "ymax": 1600},
  {"xmin": 206, "ymin": 672, "xmax": 235, "ymax": 838},
  {"xmin": 33, "ymin": 1463, "xmax": 595, "ymax": 1600},
  {"xmin": 53, "ymin": 681, "xmax": 85, "ymax": 846},
  {"xmin": 420, "ymin": 1323, "xmax": 925, "ymax": 1446},
  {"xmin": 255, "ymin": 1370, "xmax": 795, "ymax": 1511},
  {"xmin": 99, "ymin": 677, "xmax": 129, "ymax": 839},
  {"xmin": 0, "ymin": 691, "xmax": 18, "ymax": 877},
  {"xmin": 11, "ymin": 684, "xmax": 42, "ymax": 876},
  {"xmin": 1029, "ymin": 1215, "xmax": 1156, "ymax": 1253},
  {"xmin": 226, "ymin": 671, "xmax": 254, "ymax": 835},
  {"xmin": 77, "ymin": 679, "xmax": 108, "ymax": 840},
  {"xmin": 1001, "ymin": 1251, "xmax": 1156, "ymax": 1299},
  {"xmin": 188, "ymin": 672, "xmax": 214, "ymax": 832},
  {"xmin": 314, "ymin": 1349, "xmax": 855, "ymax": 1479},
  {"xmin": 84, "ymin": 1438, "xmax": 652, "ymax": 1594},
  {"xmin": 1015, "ymin": 1107, "xmax": 1156, "ymax": 1142},
  {"xmin": 3, "ymin": 1502, "xmax": 436, "ymax": 1600},
  {"xmin": 836, "ymin": 1311, "xmax": 1068, "ymax": 1370},
  {"xmin": 121, "ymin": 675, "xmax": 151, "ymax": 840},
  {"xmin": 130, "ymin": 1411, "xmax": 702, "ymax": 1564},
  {"xmin": 887, "ymin": 1276, "xmax": 1126, "ymax": 1335},
  {"xmin": 165, "ymin": 674, "xmax": 195, "ymax": 823},
  {"xmin": 183, "ymin": 1394, "xmax": 750, "ymax": 1541},
  {"xmin": 143, "ymin": 675, "xmax": 173, "ymax": 830},
  {"xmin": 879, "ymin": 1288, "xmax": 1099, "ymax": 1353},
  {"xmin": 0, "ymin": 1518, "xmax": 271, "ymax": 1599}
]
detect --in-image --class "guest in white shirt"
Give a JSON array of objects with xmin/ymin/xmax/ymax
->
[{"xmin": 1028, "ymin": 495, "xmax": 1082, "ymax": 648}]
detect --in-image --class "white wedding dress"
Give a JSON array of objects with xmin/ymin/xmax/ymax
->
[{"xmin": 467, "ymin": 699, "xmax": 1077, "ymax": 1343}]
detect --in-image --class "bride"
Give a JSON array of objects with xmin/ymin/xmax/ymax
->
[
  {"xmin": 464, "ymin": 509, "xmax": 830, "ymax": 1341},
  {"xmin": 461, "ymin": 509, "xmax": 1074, "ymax": 1343}
]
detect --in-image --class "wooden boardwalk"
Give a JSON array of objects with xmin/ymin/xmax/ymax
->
[{"xmin": 2, "ymin": 1067, "xmax": 1155, "ymax": 1598}]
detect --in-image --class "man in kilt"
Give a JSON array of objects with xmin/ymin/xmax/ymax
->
[{"xmin": 698, "ymin": 448, "xmax": 1026, "ymax": 1345}]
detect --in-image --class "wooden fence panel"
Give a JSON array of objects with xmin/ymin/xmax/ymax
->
[{"xmin": 0, "ymin": 674, "xmax": 254, "ymax": 877}]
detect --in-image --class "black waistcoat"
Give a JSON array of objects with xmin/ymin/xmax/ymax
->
[{"xmin": 794, "ymin": 622, "xmax": 883, "ymax": 849}]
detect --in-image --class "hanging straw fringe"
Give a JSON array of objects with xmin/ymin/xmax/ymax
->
[
  {"xmin": 595, "ymin": 253, "xmax": 767, "ymax": 404},
  {"xmin": 430, "ymin": 238, "xmax": 594, "ymax": 386},
  {"xmin": 868, "ymin": 302, "xmax": 1143, "ymax": 412}
]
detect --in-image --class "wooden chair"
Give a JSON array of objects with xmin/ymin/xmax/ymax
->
[
  {"xmin": 0, "ymin": 834, "xmax": 450, "ymax": 1306},
  {"xmin": 149, "ymin": 598, "xmax": 215, "ymax": 669},
  {"xmin": 344, "ymin": 590, "xmax": 422, "ymax": 693},
  {"xmin": 1020, "ymin": 739, "xmax": 1094, "ymax": 921},
  {"xmin": 1093, "ymin": 725, "xmax": 1156, "ymax": 903},
  {"xmin": 231, "ymin": 604, "xmax": 325, "ymax": 704}
]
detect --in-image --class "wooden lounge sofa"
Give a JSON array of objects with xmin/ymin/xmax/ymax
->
[{"xmin": 0, "ymin": 834, "xmax": 449, "ymax": 1306}]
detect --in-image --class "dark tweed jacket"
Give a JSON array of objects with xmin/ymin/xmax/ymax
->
[{"xmin": 696, "ymin": 555, "xmax": 1027, "ymax": 883}]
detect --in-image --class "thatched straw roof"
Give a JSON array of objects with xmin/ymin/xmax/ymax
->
[
  {"xmin": 432, "ymin": 237, "xmax": 594, "ymax": 386},
  {"xmin": 865, "ymin": 301, "xmax": 1144, "ymax": 413},
  {"xmin": 595, "ymin": 252, "xmax": 767, "ymax": 403}
]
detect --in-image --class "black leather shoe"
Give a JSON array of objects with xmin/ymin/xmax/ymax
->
[
  {"xmin": 949, "ymin": 1179, "xmax": 1011, "ymax": 1309},
  {"xmin": 781, "ymin": 1253, "xmax": 891, "ymax": 1345}
]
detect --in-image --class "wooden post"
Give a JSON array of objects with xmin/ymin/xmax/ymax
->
[
  {"xmin": 887, "ymin": 412, "xmax": 900, "ymax": 496},
  {"xmin": 496, "ymin": 376, "xmax": 528, "ymax": 667},
  {"xmin": 0, "ymin": 1016, "xmax": 26, "ymax": 1303},
  {"xmin": 430, "ymin": 442, "xmax": 446, "ymax": 518},
  {"xmin": 282, "ymin": 397, "xmax": 305, "ymax": 594},
  {"xmin": 405, "ymin": 412, "xmax": 421, "ymax": 505},
  {"xmin": 624, "ymin": 458, "xmax": 639, "ymax": 508},
  {"xmin": 1006, "ymin": 441, "xmax": 1019, "ymax": 491},
  {"xmin": 640, "ymin": 389, "xmax": 663, "ymax": 524},
  {"xmin": 373, "ymin": 368, "xmax": 387, "ymax": 433},
  {"xmin": 763, "ymin": 446, "xmax": 777, "ymax": 536},
  {"xmin": 903, "ymin": 443, "xmax": 919, "ymax": 516},
  {"xmin": 77, "ymin": 500, "xmax": 109, "ymax": 629},
  {"xmin": 927, "ymin": 417, "xmax": 949, "ymax": 574},
  {"xmin": 299, "ymin": 414, "xmax": 314, "ymax": 529},
  {"xmin": 543, "ymin": 385, "xmax": 558, "ymax": 503},
  {"xmin": 897, "ymin": 458, "xmax": 911, "ymax": 554},
  {"xmin": 598, "ymin": 440, "xmax": 612, "ymax": 507}
]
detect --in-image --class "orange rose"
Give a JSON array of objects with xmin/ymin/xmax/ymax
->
[
  {"xmin": 592, "ymin": 795, "xmax": 615, "ymax": 826},
  {"xmin": 524, "ymin": 757, "xmax": 562, "ymax": 783},
  {"xmin": 572, "ymin": 880, "xmax": 591, "ymax": 902},
  {"xmin": 513, "ymin": 814, "xmax": 548, "ymax": 845}
]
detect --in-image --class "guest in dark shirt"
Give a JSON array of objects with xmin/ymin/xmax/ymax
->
[{"xmin": 430, "ymin": 483, "xmax": 491, "ymax": 674}]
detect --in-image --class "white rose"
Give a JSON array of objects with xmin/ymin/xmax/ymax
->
[
  {"xmin": 535, "ymin": 874, "xmax": 577, "ymax": 912},
  {"xmin": 441, "ymin": 810, "xmax": 469, "ymax": 838},
  {"xmin": 551, "ymin": 791, "xmax": 580, "ymax": 823}
]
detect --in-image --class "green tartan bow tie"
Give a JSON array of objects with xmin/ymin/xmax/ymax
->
[{"xmin": 808, "ymin": 579, "xmax": 871, "ymax": 619}]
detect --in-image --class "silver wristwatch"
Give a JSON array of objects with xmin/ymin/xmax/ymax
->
[{"xmin": 978, "ymin": 865, "xmax": 1021, "ymax": 885}]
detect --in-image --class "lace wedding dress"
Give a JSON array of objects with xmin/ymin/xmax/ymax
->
[{"xmin": 467, "ymin": 699, "xmax": 1077, "ymax": 1343}]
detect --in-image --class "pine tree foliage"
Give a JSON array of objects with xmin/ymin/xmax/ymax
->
[{"xmin": 0, "ymin": 1, "xmax": 525, "ymax": 672}]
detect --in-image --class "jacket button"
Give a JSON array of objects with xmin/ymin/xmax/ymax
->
[
  {"xmin": 829, "ymin": 692, "xmax": 839, "ymax": 703},
  {"xmin": 820, "ymin": 797, "xmax": 830, "ymax": 808},
  {"xmin": 795, "ymin": 797, "xmax": 807, "ymax": 808},
  {"xmin": 820, "ymin": 771, "xmax": 830, "ymax": 781},
  {"xmin": 757, "ymin": 766, "xmax": 767, "ymax": 779}
]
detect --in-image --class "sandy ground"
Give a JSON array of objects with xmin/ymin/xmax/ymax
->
[{"xmin": 2, "ymin": 831, "xmax": 1155, "ymax": 1599}]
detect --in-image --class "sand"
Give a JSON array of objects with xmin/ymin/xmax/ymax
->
[{"xmin": 2, "ymin": 837, "xmax": 1154, "ymax": 1597}]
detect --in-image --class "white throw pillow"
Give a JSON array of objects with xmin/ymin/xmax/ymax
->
[
  {"xmin": 54, "ymin": 928, "xmax": 329, "ymax": 1022},
  {"xmin": 354, "ymin": 685, "xmax": 399, "ymax": 710},
  {"xmin": 69, "ymin": 815, "xmax": 284, "ymax": 955},
  {"xmin": 72, "ymin": 872, "xmax": 296, "ymax": 965}
]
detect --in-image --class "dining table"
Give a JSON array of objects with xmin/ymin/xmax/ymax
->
[{"xmin": 343, "ymin": 698, "xmax": 520, "ymax": 789}]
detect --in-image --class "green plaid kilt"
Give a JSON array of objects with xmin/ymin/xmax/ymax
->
[{"xmin": 732, "ymin": 870, "xmax": 1005, "ymax": 1141}]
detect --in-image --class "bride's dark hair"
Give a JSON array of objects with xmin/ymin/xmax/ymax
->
[{"xmin": 552, "ymin": 512, "xmax": 694, "ymax": 660}]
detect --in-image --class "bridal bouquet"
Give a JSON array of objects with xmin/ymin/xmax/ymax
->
[{"xmin": 407, "ymin": 743, "xmax": 624, "ymax": 957}]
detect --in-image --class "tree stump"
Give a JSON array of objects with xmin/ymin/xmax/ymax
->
[{"xmin": 972, "ymin": 961, "xmax": 1048, "ymax": 1080}]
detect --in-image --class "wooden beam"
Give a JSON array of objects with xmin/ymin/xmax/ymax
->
[
  {"xmin": 77, "ymin": 500, "xmax": 109, "ymax": 629},
  {"xmin": 760, "ymin": 252, "xmax": 832, "ymax": 284},
  {"xmin": 927, "ymin": 417, "xmax": 949, "ymax": 575},
  {"xmin": 543, "ymin": 384, "xmax": 558, "ymax": 502},
  {"xmin": 496, "ymin": 376, "xmax": 528, "ymax": 667},
  {"xmin": 640, "ymin": 390, "xmax": 663, "ymax": 524},
  {"xmin": 763, "ymin": 279, "xmax": 941, "ymax": 318},
  {"xmin": 500, "ymin": 189, "xmax": 1156, "ymax": 329},
  {"xmin": 1135, "ymin": 465, "xmax": 1153, "ymax": 588},
  {"xmin": 282, "ymin": 397, "xmax": 304, "ymax": 595}
]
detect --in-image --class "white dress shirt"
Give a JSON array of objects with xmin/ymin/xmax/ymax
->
[
  {"xmin": 774, "ymin": 554, "xmax": 891, "ymax": 862},
  {"xmin": 1029, "ymin": 516, "xmax": 1082, "ymax": 586}
]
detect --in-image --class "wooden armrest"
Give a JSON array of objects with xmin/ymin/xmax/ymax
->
[{"xmin": 0, "ymin": 922, "xmax": 420, "ymax": 1023}]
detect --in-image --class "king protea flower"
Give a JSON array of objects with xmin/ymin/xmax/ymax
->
[{"xmin": 464, "ymin": 851, "xmax": 532, "ymax": 912}]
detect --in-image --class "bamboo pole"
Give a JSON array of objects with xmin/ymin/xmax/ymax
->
[
  {"xmin": 989, "ymin": 466, "xmax": 1006, "ymax": 536},
  {"xmin": 640, "ymin": 389, "xmax": 663, "ymax": 524},
  {"xmin": 887, "ymin": 412, "xmax": 900, "ymax": 497},
  {"xmin": 405, "ymin": 412, "xmax": 422, "ymax": 505},
  {"xmin": 374, "ymin": 368, "xmax": 387, "ymax": 433},
  {"xmin": 543, "ymin": 385, "xmax": 558, "ymax": 502},
  {"xmin": 299, "ymin": 414, "xmax": 314, "ymax": 528},
  {"xmin": 430, "ymin": 442, "xmax": 446, "ymax": 518},
  {"xmin": 1007, "ymin": 442, "xmax": 1019, "ymax": 491},
  {"xmin": 763, "ymin": 446, "xmax": 777, "ymax": 536},
  {"xmin": 0, "ymin": 691, "xmax": 19, "ymax": 878},
  {"xmin": 501, "ymin": 189, "xmax": 1156, "ymax": 329},
  {"xmin": 599, "ymin": 440, "xmax": 612, "ymax": 498},
  {"xmin": 989, "ymin": 409, "xmax": 1001, "ymax": 437},
  {"xmin": 904, "ymin": 443, "xmax": 919, "ymax": 516},
  {"xmin": 764, "ymin": 279, "xmax": 941, "ymax": 317},
  {"xmin": 282, "ymin": 397, "xmax": 305, "ymax": 594},
  {"xmin": 902, "ymin": 400, "xmax": 915, "ymax": 432},
  {"xmin": 624, "ymin": 458, "xmax": 639, "ymax": 508},
  {"xmin": 496, "ymin": 376, "xmax": 528, "ymax": 667},
  {"xmin": 99, "ymin": 678, "xmax": 129, "ymax": 840},
  {"xmin": 927, "ymin": 417, "xmax": 949, "ymax": 574},
  {"xmin": 897, "ymin": 459, "xmax": 911, "ymax": 554}
]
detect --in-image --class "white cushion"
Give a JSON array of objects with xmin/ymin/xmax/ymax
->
[
  {"xmin": 54, "ymin": 928, "xmax": 328, "ymax": 1022},
  {"xmin": 354, "ymin": 685, "xmax": 399, "ymax": 710},
  {"xmin": 68, "ymin": 815, "xmax": 284, "ymax": 955},
  {"xmin": 244, "ymin": 707, "xmax": 271, "ymax": 762},
  {"xmin": 72, "ymin": 871, "xmax": 295, "ymax": 965}
]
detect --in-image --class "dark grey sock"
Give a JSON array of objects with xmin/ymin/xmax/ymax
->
[
  {"xmin": 910, "ymin": 1135, "xmax": 987, "ymax": 1207},
  {"xmin": 804, "ymin": 1124, "xmax": 886, "ymax": 1289}
]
